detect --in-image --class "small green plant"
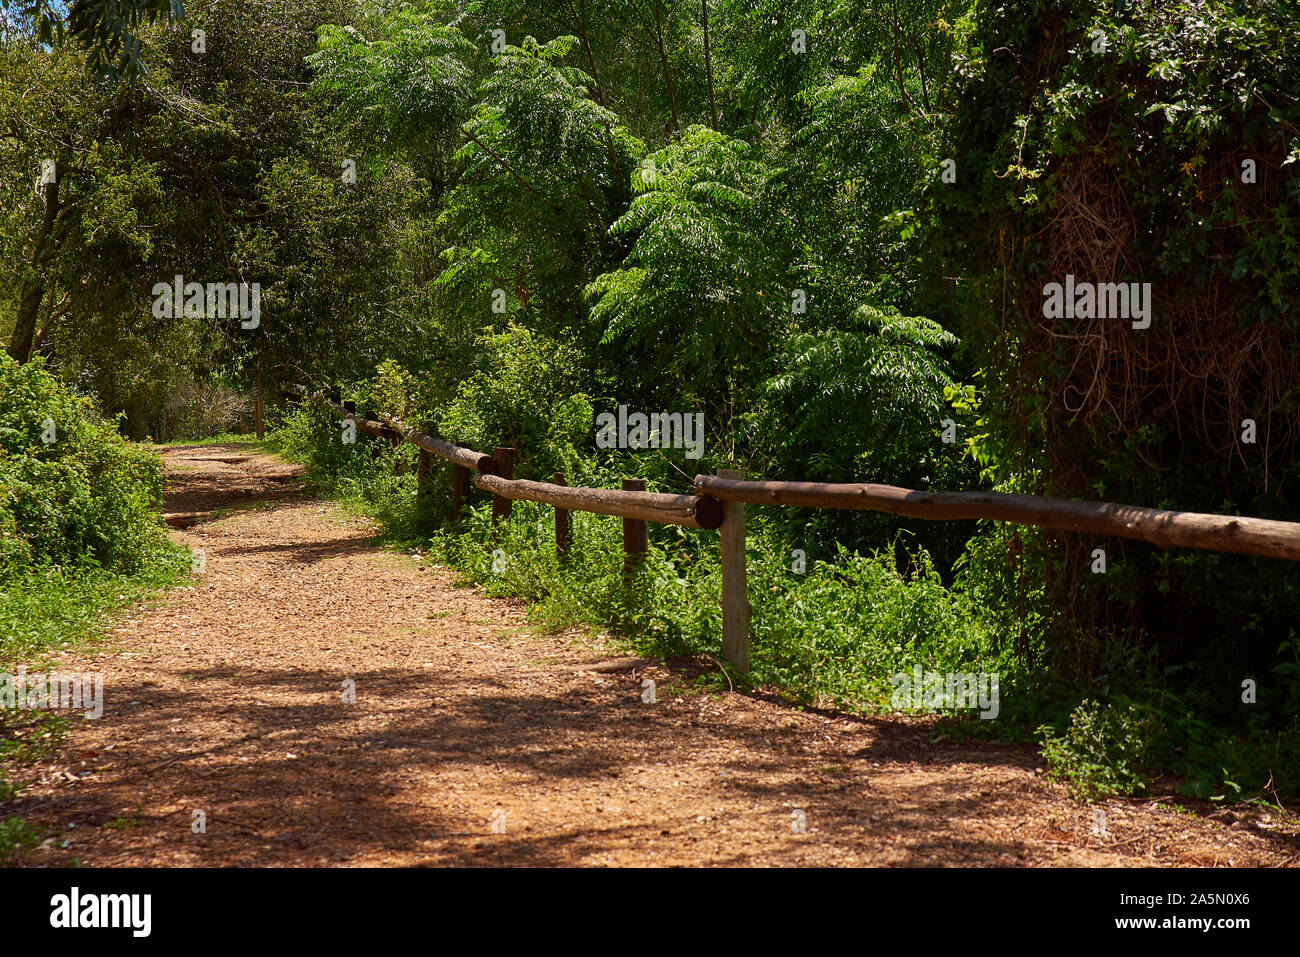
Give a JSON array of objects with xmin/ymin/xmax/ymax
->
[
  {"xmin": 0, "ymin": 710, "xmax": 68, "ymax": 861},
  {"xmin": 1040, "ymin": 698, "xmax": 1162, "ymax": 800},
  {"xmin": 0, "ymin": 815, "xmax": 41, "ymax": 858}
]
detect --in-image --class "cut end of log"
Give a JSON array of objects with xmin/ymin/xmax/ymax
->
[{"xmin": 694, "ymin": 496, "xmax": 724, "ymax": 530}]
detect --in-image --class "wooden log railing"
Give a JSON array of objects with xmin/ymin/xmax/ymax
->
[
  {"xmin": 693, "ymin": 476, "xmax": 1300, "ymax": 564},
  {"xmin": 379, "ymin": 412, "xmax": 496, "ymax": 474},
  {"xmin": 280, "ymin": 382, "xmax": 1300, "ymax": 675},
  {"xmin": 473, "ymin": 473, "xmax": 722, "ymax": 530}
]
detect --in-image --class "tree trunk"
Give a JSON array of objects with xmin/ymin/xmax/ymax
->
[
  {"xmin": 577, "ymin": 0, "xmax": 605, "ymax": 106},
  {"xmin": 7, "ymin": 280, "xmax": 43, "ymax": 362},
  {"xmin": 575, "ymin": 0, "xmax": 629, "ymax": 207},
  {"xmin": 702, "ymin": 0, "xmax": 719, "ymax": 131},
  {"xmin": 652, "ymin": 0, "xmax": 679, "ymax": 131},
  {"xmin": 7, "ymin": 179, "xmax": 60, "ymax": 363}
]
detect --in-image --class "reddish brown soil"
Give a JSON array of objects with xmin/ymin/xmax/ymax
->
[{"xmin": 9, "ymin": 444, "xmax": 1300, "ymax": 867}]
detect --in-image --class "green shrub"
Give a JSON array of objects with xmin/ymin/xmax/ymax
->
[
  {"xmin": 1040, "ymin": 698, "xmax": 1163, "ymax": 800},
  {"xmin": 438, "ymin": 324, "xmax": 593, "ymax": 480},
  {"xmin": 0, "ymin": 355, "xmax": 172, "ymax": 578},
  {"xmin": 273, "ymin": 397, "xmax": 425, "ymax": 530}
]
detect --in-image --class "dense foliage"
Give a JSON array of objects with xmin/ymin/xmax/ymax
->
[
  {"xmin": 0, "ymin": 351, "xmax": 186, "ymax": 658},
  {"xmin": 935, "ymin": 0, "xmax": 1300, "ymax": 774},
  {"xmin": 0, "ymin": 355, "xmax": 177, "ymax": 576}
]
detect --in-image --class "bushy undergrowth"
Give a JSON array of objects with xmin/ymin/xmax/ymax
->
[
  {"xmin": 0, "ymin": 355, "xmax": 190, "ymax": 665},
  {"xmin": 0, "ymin": 355, "xmax": 181, "ymax": 579}
]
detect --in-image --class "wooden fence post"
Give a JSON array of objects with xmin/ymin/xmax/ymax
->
[
  {"xmin": 452, "ymin": 464, "xmax": 471, "ymax": 520},
  {"xmin": 622, "ymin": 478, "xmax": 648, "ymax": 575},
  {"xmin": 416, "ymin": 434, "xmax": 433, "ymax": 506},
  {"xmin": 554, "ymin": 471, "xmax": 571, "ymax": 560},
  {"xmin": 718, "ymin": 468, "xmax": 750, "ymax": 674},
  {"xmin": 254, "ymin": 378, "xmax": 264, "ymax": 440},
  {"xmin": 389, "ymin": 430, "xmax": 404, "ymax": 474},
  {"xmin": 491, "ymin": 446, "xmax": 515, "ymax": 532}
]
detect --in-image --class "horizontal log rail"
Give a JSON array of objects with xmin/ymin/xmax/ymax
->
[
  {"xmin": 317, "ymin": 400, "xmax": 400, "ymax": 441},
  {"xmin": 694, "ymin": 475, "xmax": 1300, "ymax": 563},
  {"xmin": 342, "ymin": 411, "xmax": 401, "ymax": 441},
  {"xmin": 284, "ymin": 382, "xmax": 711, "ymax": 526},
  {"xmin": 377, "ymin": 413, "xmax": 496, "ymax": 474},
  {"xmin": 474, "ymin": 473, "xmax": 723, "ymax": 530}
]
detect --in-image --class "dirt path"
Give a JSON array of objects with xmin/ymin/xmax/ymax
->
[{"xmin": 11, "ymin": 444, "xmax": 1300, "ymax": 866}]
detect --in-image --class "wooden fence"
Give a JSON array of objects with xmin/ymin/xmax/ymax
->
[{"xmin": 282, "ymin": 384, "xmax": 1300, "ymax": 673}]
